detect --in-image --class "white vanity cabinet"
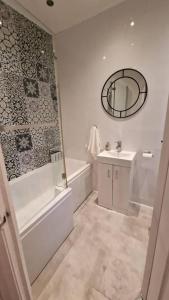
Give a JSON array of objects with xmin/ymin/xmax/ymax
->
[
  {"xmin": 97, "ymin": 150, "xmax": 136, "ymax": 214},
  {"xmin": 98, "ymin": 163, "xmax": 113, "ymax": 210}
]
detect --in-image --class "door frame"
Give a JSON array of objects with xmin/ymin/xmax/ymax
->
[
  {"xmin": 142, "ymin": 97, "xmax": 169, "ymax": 300},
  {"xmin": 0, "ymin": 146, "xmax": 32, "ymax": 300}
]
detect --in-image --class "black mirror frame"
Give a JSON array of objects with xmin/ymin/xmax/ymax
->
[{"xmin": 101, "ymin": 68, "xmax": 148, "ymax": 119}]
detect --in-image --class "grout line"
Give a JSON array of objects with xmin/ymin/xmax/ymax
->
[
  {"xmin": 1, "ymin": 121, "xmax": 59, "ymax": 133},
  {"xmin": 94, "ymin": 288, "xmax": 112, "ymax": 300}
]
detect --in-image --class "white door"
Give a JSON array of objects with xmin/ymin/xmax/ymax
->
[
  {"xmin": 142, "ymin": 98, "xmax": 169, "ymax": 300},
  {"xmin": 0, "ymin": 147, "xmax": 32, "ymax": 300},
  {"xmin": 98, "ymin": 163, "xmax": 113, "ymax": 209},
  {"xmin": 146, "ymin": 164, "xmax": 169, "ymax": 300}
]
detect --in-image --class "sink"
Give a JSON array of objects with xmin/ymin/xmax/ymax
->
[{"xmin": 97, "ymin": 150, "xmax": 136, "ymax": 167}]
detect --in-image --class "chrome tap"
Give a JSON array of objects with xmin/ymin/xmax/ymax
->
[{"xmin": 115, "ymin": 140, "xmax": 122, "ymax": 152}]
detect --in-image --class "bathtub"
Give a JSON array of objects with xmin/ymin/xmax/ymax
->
[
  {"xmin": 9, "ymin": 158, "xmax": 92, "ymax": 283},
  {"xmin": 9, "ymin": 163, "xmax": 73, "ymax": 284},
  {"xmin": 65, "ymin": 158, "xmax": 92, "ymax": 212}
]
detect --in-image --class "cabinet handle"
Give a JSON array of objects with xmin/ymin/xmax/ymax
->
[
  {"xmin": 107, "ymin": 169, "xmax": 111, "ymax": 178},
  {"xmin": 0, "ymin": 216, "xmax": 6, "ymax": 229},
  {"xmin": 0, "ymin": 212, "xmax": 10, "ymax": 229}
]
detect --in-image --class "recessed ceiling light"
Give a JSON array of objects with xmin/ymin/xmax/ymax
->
[
  {"xmin": 46, "ymin": 0, "xmax": 54, "ymax": 7},
  {"xmin": 0, "ymin": 20, "xmax": 2, "ymax": 26},
  {"xmin": 130, "ymin": 20, "xmax": 135, "ymax": 27},
  {"xmin": 102, "ymin": 56, "xmax": 107, "ymax": 60}
]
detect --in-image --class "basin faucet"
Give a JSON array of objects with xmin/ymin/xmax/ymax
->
[{"xmin": 115, "ymin": 140, "xmax": 122, "ymax": 152}]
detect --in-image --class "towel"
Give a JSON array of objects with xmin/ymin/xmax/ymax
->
[{"xmin": 88, "ymin": 126, "xmax": 101, "ymax": 159}]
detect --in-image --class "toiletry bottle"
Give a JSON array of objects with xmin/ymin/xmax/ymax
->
[{"xmin": 105, "ymin": 142, "xmax": 111, "ymax": 151}]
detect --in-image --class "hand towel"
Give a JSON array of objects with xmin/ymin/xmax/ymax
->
[{"xmin": 88, "ymin": 126, "xmax": 101, "ymax": 159}]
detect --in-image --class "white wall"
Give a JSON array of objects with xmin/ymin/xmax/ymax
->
[{"xmin": 55, "ymin": 0, "xmax": 169, "ymax": 206}]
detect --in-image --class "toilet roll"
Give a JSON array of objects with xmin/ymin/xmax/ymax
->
[{"xmin": 142, "ymin": 152, "xmax": 153, "ymax": 158}]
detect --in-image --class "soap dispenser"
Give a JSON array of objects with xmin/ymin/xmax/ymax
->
[{"xmin": 105, "ymin": 142, "xmax": 111, "ymax": 151}]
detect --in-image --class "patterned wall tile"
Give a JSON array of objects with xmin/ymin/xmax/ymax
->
[
  {"xmin": 1, "ymin": 131, "xmax": 16, "ymax": 155},
  {"xmin": 39, "ymin": 81, "xmax": 50, "ymax": 98},
  {"xmin": 4, "ymin": 152, "xmax": 21, "ymax": 180},
  {"xmin": 0, "ymin": 2, "xmax": 22, "ymax": 75},
  {"xmin": 0, "ymin": 1, "xmax": 61, "ymax": 180},
  {"xmin": 37, "ymin": 63, "xmax": 49, "ymax": 83},
  {"xmin": 5, "ymin": 73, "xmax": 28, "ymax": 125},
  {"xmin": 25, "ymin": 97, "xmax": 42, "ymax": 124},
  {"xmin": 44, "ymin": 127, "xmax": 61, "ymax": 151},
  {"xmin": 50, "ymin": 83, "xmax": 58, "ymax": 112},
  {"xmin": 31, "ymin": 127, "xmax": 47, "ymax": 149},
  {"xmin": 50, "ymin": 83, "xmax": 57, "ymax": 101},
  {"xmin": 26, "ymin": 97, "xmax": 57, "ymax": 124},
  {"xmin": 34, "ymin": 147, "xmax": 50, "ymax": 168},
  {"xmin": 40, "ymin": 98, "xmax": 57, "ymax": 123},
  {"xmin": 0, "ymin": 75, "xmax": 13, "ymax": 125},
  {"xmin": 18, "ymin": 150, "xmax": 35, "ymax": 175},
  {"xmin": 14, "ymin": 13, "xmax": 52, "ymax": 65},
  {"xmin": 15, "ymin": 132, "xmax": 33, "ymax": 152},
  {"xmin": 21, "ymin": 58, "xmax": 37, "ymax": 79},
  {"xmin": 35, "ymin": 28, "xmax": 54, "ymax": 67},
  {"xmin": 23, "ymin": 78, "xmax": 39, "ymax": 98},
  {"xmin": 0, "ymin": 72, "xmax": 28, "ymax": 126},
  {"xmin": 0, "ymin": 131, "xmax": 21, "ymax": 180},
  {"xmin": 14, "ymin": 14, "xmax": 38, "ymax": 78},
  {"xmin": 49, "ymin": 64, "xmax": 56, "ymax": 83}
]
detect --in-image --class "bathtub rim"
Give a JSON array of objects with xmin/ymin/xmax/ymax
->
[
  {"xmin": 19, "ymin": 187, "xmax": 72, "ymax": 238},
  {"xmin": 67, "ymin": 162, "xmax": 91, "ymax": 183}
]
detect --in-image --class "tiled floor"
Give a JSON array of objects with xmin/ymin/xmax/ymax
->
[{"xmin": 32, "ymin": 192, "xmax": 152, "ymax": 300}]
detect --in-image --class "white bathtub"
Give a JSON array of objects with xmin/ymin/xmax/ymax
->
[
  {"xmin": 65, "ymin": 158, "xmax": 92, "ymax": 212},
  {"xmin": 9, "ymin": 163, "xmax": 73, "ymax": 284},
  {"xmin": 9, "ymin": 158, "xmax": 92, "ymax": 283}
]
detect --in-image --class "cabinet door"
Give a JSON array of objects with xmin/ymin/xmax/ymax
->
[
  {"xmin": 98, "ymin": 163, "xmax": 113, "ymax": 209},
  {"xmin": 113, "ymin": 166, "xmax": 130, "ymax": 213}
]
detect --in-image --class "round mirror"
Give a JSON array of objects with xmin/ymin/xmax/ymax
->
[{"xmin": 101, "ymin": 68, "xmax": 148, "ymax": 119}]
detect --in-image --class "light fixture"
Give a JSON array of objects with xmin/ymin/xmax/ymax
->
[
  {"xmin": 102, "ymin": 56, "xmax": 107, "ymax": 60},
  {"xmin": 0, "ymin": 20, "xmax": 2, "ymax": 27},
  {"xmin": 130, "ymin": 20, "xmax": 135, "ymax": 27},
  {"xmin": 46, "ymin": 0, "xmax": 54, "ymax": 7}
]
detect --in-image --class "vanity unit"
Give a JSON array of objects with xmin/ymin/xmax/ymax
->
[{"xmin": 97, "ymin": 150, "xmax": 136, "ymax": 215}]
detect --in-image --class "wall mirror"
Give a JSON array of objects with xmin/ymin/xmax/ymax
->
[{"xmin": 101, "ymin": 68, "xmax": 148, "ymax": 118}]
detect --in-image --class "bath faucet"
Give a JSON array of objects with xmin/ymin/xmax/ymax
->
[{"xmin": 115, "ymin": 140, "xmax": 122, "ymax": 152}]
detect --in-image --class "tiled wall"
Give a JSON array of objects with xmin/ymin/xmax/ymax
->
[{"xmin": 0, "ymin": 1, "xmax": 61, "ymax": 181}]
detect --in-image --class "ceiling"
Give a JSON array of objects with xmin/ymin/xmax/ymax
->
[{"xmin": 15, "ymin": 0, "xmax": 126, "ymax": 34}]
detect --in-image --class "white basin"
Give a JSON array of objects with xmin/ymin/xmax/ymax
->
[{"xmin": 97, "ymin": 150, "xmax": 136, "ymax": 167}]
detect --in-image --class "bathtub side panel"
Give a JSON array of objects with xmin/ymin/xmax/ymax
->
[
  {"xmin": 68, "ymin": 167, "xmax": 92, "ymax": 212},
  {"xmin": 21, "ymin": 191, "xmax": 73, "ymax": 283}
]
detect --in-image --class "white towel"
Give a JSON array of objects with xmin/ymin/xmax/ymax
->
[{"xmin": 88, "ymin": 126, "xmax": 101, "ymax": 159}]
